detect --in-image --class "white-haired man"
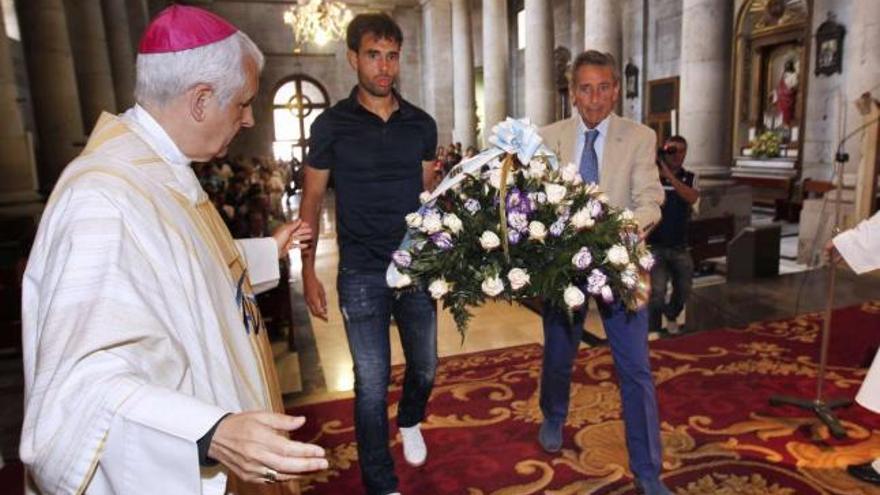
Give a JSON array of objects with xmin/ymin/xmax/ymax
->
[{"xmin": 20, "ymin": 5, "xmax": 327, "ymax": 494}]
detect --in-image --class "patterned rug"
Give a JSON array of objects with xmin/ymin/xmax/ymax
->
[{"xmin": 292, "ymin": 301, "xmax": 880, "ymax": 494}]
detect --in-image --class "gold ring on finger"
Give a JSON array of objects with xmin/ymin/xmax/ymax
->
[{"xmin": 263, "ymin": 467, "xmax": 278, "ymax": 483}]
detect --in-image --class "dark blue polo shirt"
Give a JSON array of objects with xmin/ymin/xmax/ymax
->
[
  {"xmin": 648, "ymin": 168, "xmax": 696, "ymax": 248},
  {"xmin": 306, "ymin": 86, "xmax": 437, "ymax": 272}
]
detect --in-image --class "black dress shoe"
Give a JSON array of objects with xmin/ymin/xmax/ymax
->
[
  {"xmin": 848, "ymin": 462, "xmax": 880, "ymax": 485},
  {"xmin": 580, "ymin": 330, "xmax": 608, "ymax": 347}
]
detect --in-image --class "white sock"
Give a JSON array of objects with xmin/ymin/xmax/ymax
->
[{"xmin": 400, "ymin": 423, "xmax": 427, "ymax": 466}]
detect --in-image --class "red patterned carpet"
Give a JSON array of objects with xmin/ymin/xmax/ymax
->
[
  {"xmin": 2, "ymin": 302, "xmax": 879, "ymax": 494},
  {"xmin": 292, "ymin": 301, "xmax": 880, "ymax": 494}
]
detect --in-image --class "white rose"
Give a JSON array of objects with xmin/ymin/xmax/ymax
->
[
  {"xmin": 443, "ymin": 213, "xmax": 464, "ymax": 234},
  {"xmin": 544, "ymin": 183, "xmax": 567, "ymax": 204},
  {"xmin": 507, "ymin": 268, "xmax": 531, "ymax": 291},
  {"xmin": 421, "ymin": 212, "xmax": 443, "ymax": 234},
  {"xmin": 563, "ymin": 285, "xmax": 586, "ymax": 308},
  {"xmin": 570, "ymin": 208, "xmax": 595, "ymax": 230},
  {"xmin": 528, "ymin": 221, "xmax": 547, "ymax": 242},
  {"xmin": 405, "ymin": 212, "xmax": 423, "ymax": 229},
  {"xmin": 606, "ymin": 244, "xmax": 630, "ymax": 266},
  {"xmin": 639, "ymin": 253, "xmax": 655, "ymax": 271},
  {"xmin": 488, "ymin": 168, "xmax": 514, "ymax": 190},
  {"xmin": 419, "ymin": 191, "xmax": 432, "ymax": 204},
  {"xmin": 527, "ymin": 159, "xmax": 547, "ymax": 179},
  {"xmin": 392, "ymin": 273, "xmax": 413, "ymax": 289},
  {"xmin": 428, "ymin": 278, "xmax": 450, "ymax": 299},
  {"xmin": 620, "ymin": 209, "xmax": 635, "ymax": 222},
  {"xmin": 600, "ymin": 285, "xmax": 614, "ymax": 303},
  {"xmin": 481, "ymin": 275, "xmax": 505, "ymax": 297},
  {"xmin": 479, "ymin": 230, "xmax": 501, "ymax": 250},
  {"xmin": 560, "ymin": 162, "xmax": 579, "ymax": 183}
]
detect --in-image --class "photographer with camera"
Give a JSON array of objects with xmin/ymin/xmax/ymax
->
[{"xmin": 647, "ymin": 135, "xmax": 700, "ymax": 334}]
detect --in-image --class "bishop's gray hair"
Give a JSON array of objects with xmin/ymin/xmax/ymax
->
[{"xmin": 135, "ymin": 31, "xmax": 264, "ymax": 109}]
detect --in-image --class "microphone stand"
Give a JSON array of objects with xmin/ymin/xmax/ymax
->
[{"xmin": 769, "ymin": 112, "xmax": 880, "ymax": 439}]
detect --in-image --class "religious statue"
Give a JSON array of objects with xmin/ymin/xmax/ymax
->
[{"xmin": 766, "ymin": 58, "xmax": 798, "ymax": 130}]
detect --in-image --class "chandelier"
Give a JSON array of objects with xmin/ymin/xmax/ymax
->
[{"xmin": 283, "ymin": 0, "xmax": 353, "ymax": 53}]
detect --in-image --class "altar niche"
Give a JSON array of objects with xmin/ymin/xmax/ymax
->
[{"xmin": 730, "ymin": 0, "xmax": 812, "ymax": 210}]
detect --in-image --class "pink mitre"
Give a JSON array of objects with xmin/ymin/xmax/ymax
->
[{"xmin": 138, "ymin": 4, "xmax": 238, "ymax": 54}]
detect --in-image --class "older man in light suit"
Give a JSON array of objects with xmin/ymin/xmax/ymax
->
[{"xmin": 536, "ymin": 50, "xmax": 669, "ymax": 495}]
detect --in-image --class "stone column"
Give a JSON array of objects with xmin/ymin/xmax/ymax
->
[
  {"xmin": 678, "ymin": 0, "xmax": 731, "ymax": 174},
  {"xmin": 451, "ymin": 0, "xmax": 475, "ymax": 148},
  {"xmin": 583, "ymin": 0, "xmax": 620, "ymax": 62},
  {"xmin": 524, "ymin": 0, "xmax": 554, "ymax": 126},
  {"xmin": 66, "ymin": 0, "xmax": 118, "ymax": 128},
  {"xmin": 0, "ymin": 0, "xmax": 39, "ymax": 203},
  {"xmin": 102, "ymin": 0, "xmax": 137, "ymax": 109},
  {"xmin": 844, "ymin": 0, "xmax": 880, "ymax": 179},
  {"xmin": 421, "ymin": 0, "xmax": 454, "ymax": 145},
  {"xmin": 17, "ymin": 0, "xmax": 86, "ymax": 191},
  {"xmin": 570, "ymin": 0, "xmax": 584, "ymax": 55},
  {"xmin": 482, "ymin": 0, "xmax": 509, "ymax": 143}
]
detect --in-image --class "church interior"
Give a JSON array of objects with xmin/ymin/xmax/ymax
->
[{"xmin": 1, "ymin": 0, "xmax": 880, "ymax": 493}]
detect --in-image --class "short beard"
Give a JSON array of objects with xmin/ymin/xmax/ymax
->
[{"xmin": 358, "ymin": 75, "xmax": 394, "ymax": 98}]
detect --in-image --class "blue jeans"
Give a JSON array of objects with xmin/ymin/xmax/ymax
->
[
  {"xmin": 648, "ymin": 246, "xmax": 694, "ymax": 332},
  {"xmin": 337, "ymin": 268, "xmax": 438, "ymax": 495},
  {"xmin": 541, "ymin": 301, "xmax": 663, "ymax": 482}
]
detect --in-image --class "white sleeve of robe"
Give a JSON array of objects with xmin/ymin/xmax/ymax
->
[
  {"xmin": 833, "ymin": 211, "xmax": 880, "ymax": 275},
  {"xmin": 21, "ymin": 187, "xmax": 229, "ymax": 494},
  {"xmin": 235, "ymin": 238, "xmax": 280, "ymax": 294}
]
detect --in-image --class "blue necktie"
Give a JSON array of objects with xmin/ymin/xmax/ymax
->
[{"xmin": 580, "ymin": 129, "xmax": 600, "ymax": 184}]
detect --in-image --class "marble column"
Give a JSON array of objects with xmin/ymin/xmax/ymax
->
[
  {"xmin": 102, "ymin": 0, "xmax": 136, "ymax": 109},
  {"xmin": 66, "ymin": 0, "xmax": 118, "ymax": 127},
  {"xmin": 844, "ymin": 0, "xmax": 880, "ymax": 178},
  {"xmin": 0, "ymin": 0, "xmax": 38, "ymax": 203},
  {"xmin": 421, "ymin": 0, "xmax": 454, "ymax": 145},
  {"xmin": 678, "ymin": 0, "xmax": 731, "ymax": 174},
  {"xmin": 17, "ymin": 0, "xmax": 86, "ymax": 191},
  {"xmin": 583, "ymin": 0, "xmax": 620, "ymax": 62},
  {"xmin": 524, "ymin": 0, "xmax": 554, "ymax": 126},
  {"xmin": 570, "ymin": 0, "xmax": 584, "ymax": 55},
  {"xmin": 482, "ymin": 0, "xmax": 509, "ymax": 143},
  {"xmin": 451, "ymin": 0, "xmax": 475, "ymax": 148}
]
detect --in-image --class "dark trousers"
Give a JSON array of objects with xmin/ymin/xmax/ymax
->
[
  {"xmin": 337, "ymin": 269, "xmax": 438, "ymax": 495},
  {"xmin": 540, "ymin": 301, "xmax": 663, "ymax": 481},
  {"xmin": 648, "ymin": 246, "xmax": 694, "ymax": 332}
]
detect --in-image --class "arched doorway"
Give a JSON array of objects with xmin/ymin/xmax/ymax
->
[{"xmin": 272, "ymin": 75, "xmax": 330, "ymax": 163}]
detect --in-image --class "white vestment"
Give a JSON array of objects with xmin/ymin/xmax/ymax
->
[
  {"xmin": 21, "ymin": 107, "xmax": 281, "ymax": 494},
  {"xmin": 833, "ymin": 212, "xmax": 880, "ymax": 413}
]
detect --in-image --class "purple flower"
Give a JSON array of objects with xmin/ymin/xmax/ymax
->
[
  {"xmin": 550, "ymin": 220, "xmax": 565, "ymax": 237},
  {"xmin": 587, "ymin": 199, "xmax": 603, "ymax": 218},
  {"xmin": 586, "ymin": 269, "xmax": 608, "ymax": 294},
  {"xmin": 572, "ymin": 247, "xmax": 592, "ymax": 269},
  {"xmin": 431, "ymin": 231, "xmax": 454, "ymax": 250},
  {"xmin": 506, "ymin": 188, "xmax": 534, "ymax": 215},
  {"xmin": 508, "ymin": 229, "xmax": 522, "ymax": 245},
  {"xmin": 392, "ymin": 249, "xmax": 412, "ymax": 268},
  {"xmin": 464, "ymin": 198, "xmax": 481, "ymax": 214},
  {"xmin": 508, "ymin": 211, "xmax": 529, "ymax": 232}
]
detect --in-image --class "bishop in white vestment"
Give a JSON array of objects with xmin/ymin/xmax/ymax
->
[
  {"xmin": 830, "ymin": 211, "xmax": 880, "ymax": 485},
  {"xmin": 20, "ymin": 5, "xmax": 327, "ymax": 494}
]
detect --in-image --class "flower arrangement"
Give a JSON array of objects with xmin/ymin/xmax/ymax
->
[
  {"xmin": 387, "ymin": 119, "xmax": 653, "ymax": 335},
  {"xmin": 751, "ymin": 130, "xmax": 782, "ymax": 158}
]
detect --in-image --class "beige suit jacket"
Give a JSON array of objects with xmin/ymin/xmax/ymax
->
[{"xmin": 539, "ymin": 113, "xmax": 664, "ymax": 232}]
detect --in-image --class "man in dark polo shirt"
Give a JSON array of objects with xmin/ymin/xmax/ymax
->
[
  {"xmin": 298, "ymin": 13, "xmax": 438, "ymax": 495},
  {"xmin": 647, "ymin": 135, "xmax": 700, "ymax": 335}
]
